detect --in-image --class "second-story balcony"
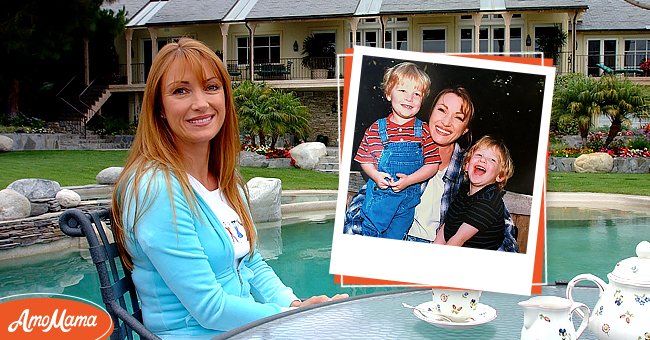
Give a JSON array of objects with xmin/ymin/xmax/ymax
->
[{"xmin": 111, "ymin": 57, "xmax": 346, "ymax": 89}]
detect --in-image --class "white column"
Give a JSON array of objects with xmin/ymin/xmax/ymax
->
[
  {"xmin": 380, "ymin": 16, "xmax": 388, "ymax": 48},
  {"xmin": 349, "ymin": 18, "xmax": 360, "ymax": 46},
  {"xmin": 503, "ymin": 13, "xmax": 512, "ymax": 55},
  {"xmin": 148, "ymin": 27, "xmax": 158, "ymax": 61},
  {"xmin": 220, "ymin": 23, "xmax": 230, "ymax": 63},
  {"xmin": 125, "ymin": 29, "xmax": 133, "ymax": 85},
  {"xmin": 473, "ymin": 14, "xmax": 482, "ymax": 53}
]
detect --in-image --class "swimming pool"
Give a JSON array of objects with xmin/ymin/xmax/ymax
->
[{"xmin": 1, "ymin": 206, "xmax": 648, "ymax": 305}]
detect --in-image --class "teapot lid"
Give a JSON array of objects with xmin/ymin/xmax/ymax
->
[{"xmin": 609, "ymin": 241, "xmax": 650, "ymax": 286}]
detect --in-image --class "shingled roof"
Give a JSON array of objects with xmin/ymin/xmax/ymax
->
[{"xmin": 577, "ymin": 0, "xmax": 650, "ymax": 31}]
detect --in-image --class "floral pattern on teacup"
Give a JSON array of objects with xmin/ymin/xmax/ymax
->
[
  {"xmin": 462, "ymin": 292, "xmax": 469, "ymax": 298},
  {"xmin": 440, "ymin": 293, "xmax": 448, "ymax": 302},
  {"xmin": 539, "ymin": 313, "xmax": 551, "ymax": 322},
  {"xmin": 637, "ymin": 332, "xmax": 650, "ymax": 340},
  {"xmin": 595, "ymin": 305, "xmax": 604, "ymax": 316},
  {"xmin": 470, "ymin": 299, "xmax": 478, "ymax": 310},
  {"xmin": 451, "ymin": 305, "xmax": 463, "ymax": 314}
]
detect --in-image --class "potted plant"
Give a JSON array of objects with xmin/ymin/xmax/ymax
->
[
  {"xmin": 535, "ymin": 26, "xmax": 567, "ymax": 66},
  {"xmin": 640, "ymin": 59, "xmax": 650, "ymax": 76},
  {"xmin": 301, "ymin": 34, "xmax": 336, "ymax": 79}
]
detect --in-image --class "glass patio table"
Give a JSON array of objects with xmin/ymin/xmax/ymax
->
[{"xmin": 214, "ymin": 285, "xmax": 601, "ymax": 339}]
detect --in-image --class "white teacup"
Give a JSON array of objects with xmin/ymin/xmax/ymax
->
[{"xmin": 431, "ymin": 288, "xmax": 482, "ymax": 322}]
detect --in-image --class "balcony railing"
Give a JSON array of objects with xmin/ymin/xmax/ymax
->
[
  {"xmin": 558, "ymin": 52, "xmax": 649, "ymax": 77},
  {"xmin": 113, "ymin": 57, "xmax": 346, "ymax": 85}
]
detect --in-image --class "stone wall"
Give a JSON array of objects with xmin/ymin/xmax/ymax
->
[
  {"xmin": 0, "ymin": 201, "xmax": 109, "ymax": 253},
  {"xmin": 295, "ymin": 90, "xmax": 339, "ymax": 146},
  {"xmin": 2, "ymin": 133, "xmax": 133, "ymax": 150},
  {"xmin": 548, "ymin": 156, "xmax": 650, "ymax": 173}
]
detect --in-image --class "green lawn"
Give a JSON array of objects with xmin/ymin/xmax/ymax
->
[
  {"xmin": 0, "ymin": 150, "xmax": 338, "ymax": 190},
  {"xmin": 2, "ymin": 151, "xmax": 649, "ymax": 195},
  {"xmin": 546, "ymin": 171, "xmax": 650, "ymax": 196}
]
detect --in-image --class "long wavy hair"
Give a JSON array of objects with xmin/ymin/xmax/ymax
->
[
  {"xmin": 111, "ymin": 37, "xmax": 255, "ymax": 271},
  {"xmin": 430, "ymin": 87, "xmax": 475, "ymax": 149}
]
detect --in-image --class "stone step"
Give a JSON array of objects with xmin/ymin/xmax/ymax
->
[{"xmin": 314, "ymin": 163, "xmax": 339, "ymax": 171}]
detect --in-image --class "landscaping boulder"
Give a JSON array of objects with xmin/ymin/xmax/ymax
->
[
  {"xmin": 289, "ymin": 142, "xmax": 326, "ymax": 170},
  {"xmin": 0, "ymin": 189, "xmax": 31, "ymax": 220},
  {"xmin": 239, "ymin": 151, "xmax": 269, "ymax": 168},
  {"xmin": 0, "ymin": 135, "xmax": 13, "ymax": 152},
  {"xmin": 573, "ymin": 152, "xmax": 614, "ymax": 173},
  {"xmin": 246, "ymin": 177, "xmax": 282, "ymax": 222},
  {"xmin": 8, "ymin": 178, "xmax": 61, "ymax": 200},
  {"xmin": 96, "ymin": 167, "xmax": 123, "ymax": 185},
  {"xmin": 56, "ymin": 189, "xmax": 82, "ymax": 208},
  {"xmin": 548, "ymin": 157, "xmax": 575, "ymax": 172}
]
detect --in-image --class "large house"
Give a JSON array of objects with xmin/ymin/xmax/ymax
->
[{"xmin": 94, "ymin": 0, "xmax": 649, "ymax": 145}]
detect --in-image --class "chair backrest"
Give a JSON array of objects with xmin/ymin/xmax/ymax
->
[
  {"xmin": 596, "ymin": 63, "xmax": 614, "ymax": 74},
  {"xmin": 59, "ymin": 208, "xmax": 160, "ymax": 340}
]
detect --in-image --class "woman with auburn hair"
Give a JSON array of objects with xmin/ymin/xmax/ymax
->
[{"xmin": 111, "ymin": 37, "xmax": 345, "ymax": 339}]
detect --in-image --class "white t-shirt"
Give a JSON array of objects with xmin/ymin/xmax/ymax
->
[
  {"xmin": 408, "ymin": 166, "xmax": 447, "ymax": 241},
  {"xmin": 188, "ymin": 175, "xmax": 249, "ymax": 265}
]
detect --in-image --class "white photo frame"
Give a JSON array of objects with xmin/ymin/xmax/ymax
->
[{"xmin": 329, "ymin": 46, "xmax": 555, "ymax": 296}]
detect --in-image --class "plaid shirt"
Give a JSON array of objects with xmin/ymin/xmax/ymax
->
[{"xmin": 345, "ymin": 143, "xmax": 519, "ymax": 253}]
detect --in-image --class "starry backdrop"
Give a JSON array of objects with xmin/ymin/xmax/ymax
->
[{"xmin": 348, "ymin": 55, "xmax": 548, "ymax": 196}]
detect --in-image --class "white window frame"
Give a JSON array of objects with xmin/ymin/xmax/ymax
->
[{"xmin": 421, "ymin": 27, "xmax": 447, "ymax": 53}]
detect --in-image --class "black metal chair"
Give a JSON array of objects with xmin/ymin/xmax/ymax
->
[{"xmin": 59, "ymin": 208, "xmax": 160, "ymax": 340}]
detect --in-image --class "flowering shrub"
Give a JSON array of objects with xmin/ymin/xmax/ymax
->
[
  {"xmin": 606, "ymin": 147, "xmax": 650, "ymax": 158},
  {"xmin": 550, "ymin": 147, "xmax": 594, "ymax": 158},
  {"xmin": 242, "ymin": 144, "xmax": 297, "ymax": 167},
  {"xmin": 640, "ymin": 59, "xmax": 650, "ymax": 72}
]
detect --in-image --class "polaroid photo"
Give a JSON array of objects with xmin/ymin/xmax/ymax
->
[{"xmin": 329, "ymin": 46, "xmax": 555, "ymax": 295}]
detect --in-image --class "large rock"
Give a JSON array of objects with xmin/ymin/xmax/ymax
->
[
  {"xmin": 573, "ymin": 152, "xmax": 614, "ymax": 173},
  {"xmin": 246, "ymin": 177, "xmax": 282, "ymax": 223},
  {"xmin": 96, "ymin": 167, "xmax": 123, "ymax": 185},
  {"xmin": 8, "ymin": 178, "xmax": 61, "ymax": 200},
  {"xmin": 548, "ymin": 157, "xmax": 575, "ymax": 172},
  {"xmin": 289, "ymin": 142, "xmax": 326, "ymax": 170},
  {"xmin": 56, "ymin": 189, "xmax": 82, "ymax": 208},
  {"xmin": 239, "ymin": 151, "xmax": 269, "ymax": 168},
  {"xmin": 0, "ymin": 189, "xmax": 31, "ymax": 220},
  {"xmin": 0, "ymin": 135, "xmax": 13, "ymax": 152}
]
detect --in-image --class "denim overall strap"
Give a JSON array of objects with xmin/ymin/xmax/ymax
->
[
  {"xmin": 378, "ymin": 118, "xmax": 389, "ymax": 145},
  {"xmin": 413, "ymin": 118, "xmax": 422, "ymax": 139},
  {"xmin": 361, "ymin": 118, "xmax": 426, "ymax": 240}
]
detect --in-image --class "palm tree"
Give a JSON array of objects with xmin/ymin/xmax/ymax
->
[
  {"xmin": 552, "ymin": 73, "xmax": 600, "ymax": 143},
  {"xmin": 593, "ymin": 75, "xmax": 649, "ymax": 148},
  {"xmin": 234, "ymin": 81, "xmax": 311, "ymax": 147},
  {"xmin": 270, "ymin": 91, "xmax": 311, "ymax": 146}
]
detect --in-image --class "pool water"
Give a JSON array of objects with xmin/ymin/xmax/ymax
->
[
  {"xmin": 545, "ymin": 207, "xmax": 650, "ymax": 284},
  {"xmin": 1, "ymin": 207, "xmax": 648, "ymax": 306}
]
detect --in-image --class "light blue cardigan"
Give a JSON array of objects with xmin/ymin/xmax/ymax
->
[{"xmin": 122, "ymin": 169, "xmax": 298, "ymax": 339}]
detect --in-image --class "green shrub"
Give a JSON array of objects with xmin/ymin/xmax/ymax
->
[
  {"xmin": 628, "ymin": 137, "xmax": 650, "ymax": 150},
  {"xmin": 556, "ymin": 115, "xmax": 579, "ymax": 135}
]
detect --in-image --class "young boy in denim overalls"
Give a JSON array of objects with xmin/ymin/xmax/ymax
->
[{"xmin": 354, "ymin": 62, "xmax": 441, "ymax": 240}]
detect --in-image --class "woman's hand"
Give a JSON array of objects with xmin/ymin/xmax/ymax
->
[{"xmin": 290, "ymin": 294, "xmax": 349, "ymax": 307}]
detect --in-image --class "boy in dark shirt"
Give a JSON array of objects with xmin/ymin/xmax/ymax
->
[{"xmin": 433, "ymin": 135, "xmax": 514, "ymax": 250}]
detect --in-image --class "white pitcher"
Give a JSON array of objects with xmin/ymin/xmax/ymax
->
[{"xmin": 519, "ymin": 295, "xmax": 590, "ymax": 340}]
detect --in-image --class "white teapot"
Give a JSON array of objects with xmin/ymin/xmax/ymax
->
[
  {"xmin": 519, "ymin": 295, "xmax": 590, "ymax": 340},
  {"xmin": 566, "ymin": 241, "xmax": 650, "ymax": 340}
]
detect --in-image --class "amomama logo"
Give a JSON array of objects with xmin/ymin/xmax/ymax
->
[{"xmin": 0, "ymin": 295, "xmax": 113, "ymax": 340}]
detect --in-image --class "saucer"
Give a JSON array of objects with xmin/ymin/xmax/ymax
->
[{"xmin": 412, "ymin": 301, "xmax": 497, "ymax": 329}]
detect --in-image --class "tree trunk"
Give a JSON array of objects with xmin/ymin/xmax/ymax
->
[
  {"xmin": 8, "ymin": 78, "xmax": 20, "ymax": 119},
  {"xmin": 270, "ymin": 134, "xmax": 279, "ymax": 148},
  {"xmin": 258, "ymin": 131, "xmax": 266, "ymax": 147},
  {"xmin": 604, "ymin": 118, "xmax": 621, "ymax": 149}
]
